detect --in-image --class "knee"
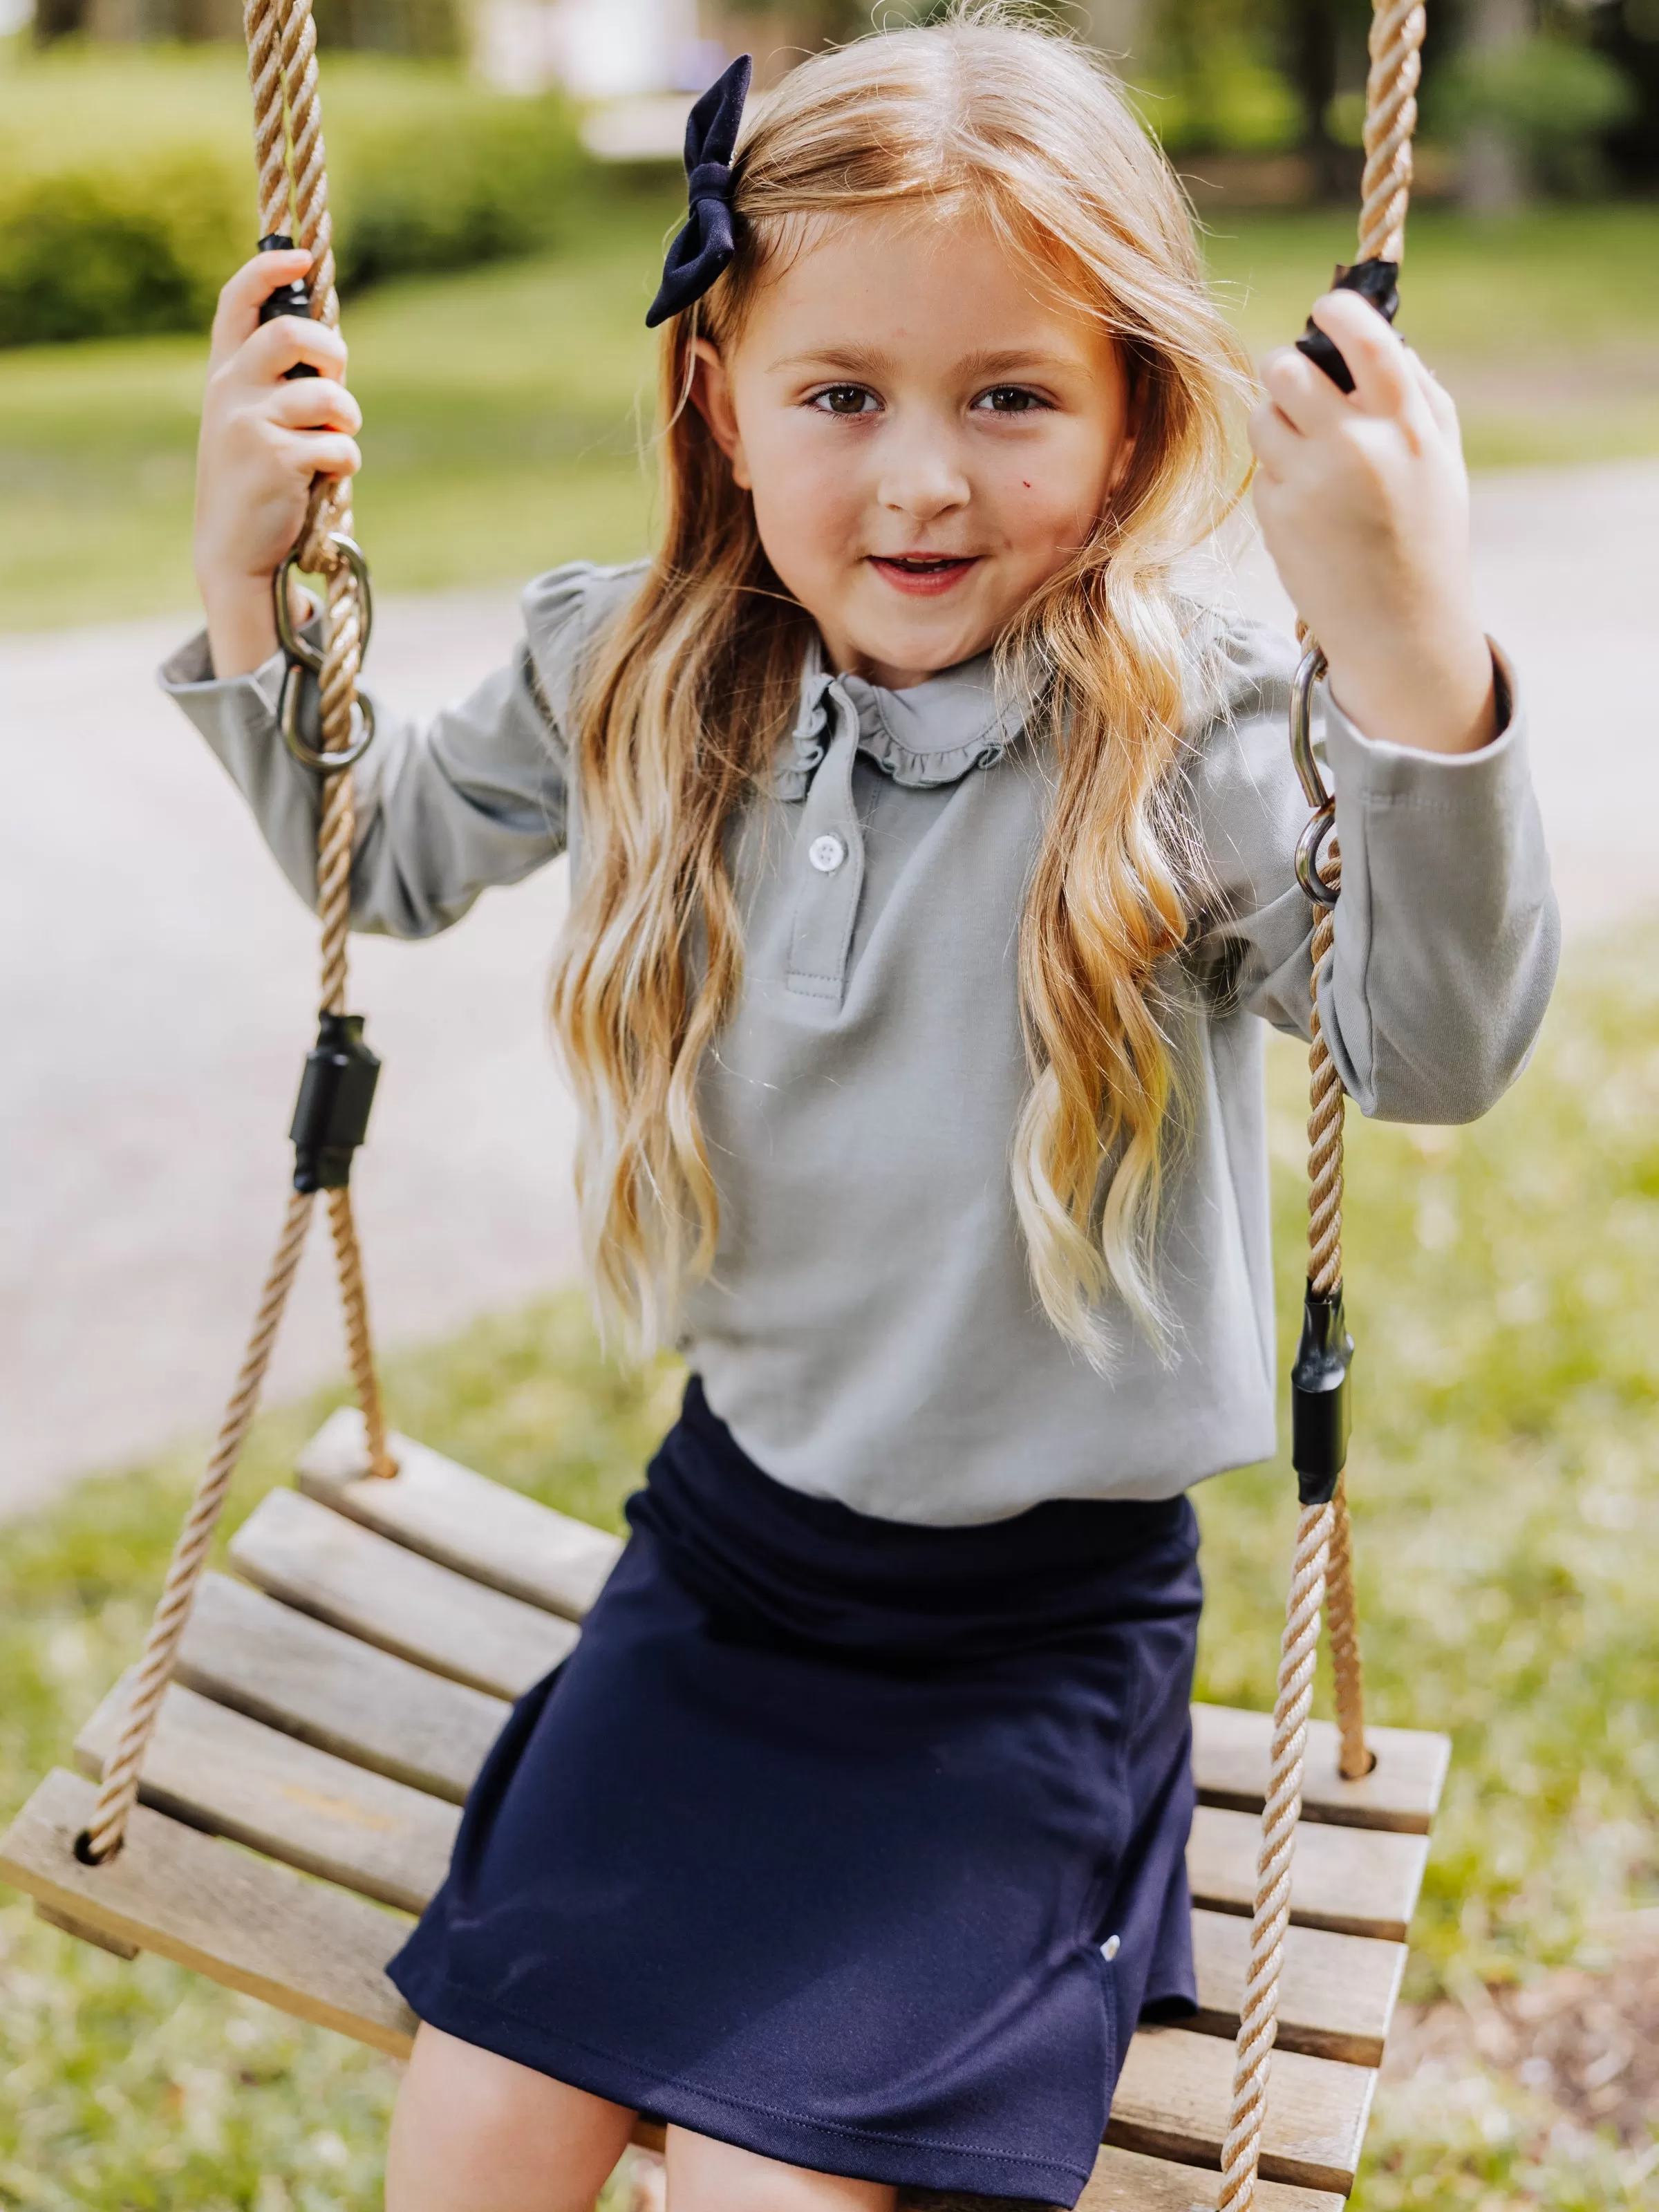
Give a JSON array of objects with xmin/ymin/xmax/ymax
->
[{"xmin": 387, "ymin": 2024, "xmax": 635, "ymax": 2212}]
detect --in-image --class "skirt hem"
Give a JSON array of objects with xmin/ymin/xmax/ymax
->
[{"xmin": 392, "ymin": 1966, "xmax": 1092, "ymax": 2205}]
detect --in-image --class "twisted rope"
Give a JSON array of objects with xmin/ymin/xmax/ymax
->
[
  {"xmin": 82, "ymin": 0, "xmax": 391, "ymax": 1866},
  {"xmin": 1217, "ymin": 1497, "xmax": 1333, "ymax": 2211},
  {"xmin": 1304, "ymin": 873, "xmax": 1371, "ymax": 1778},
  {"xmin": 327, "ymin": 1185, "xmax": 392, "ymax": 1481},
  {"xmin": 84, "ymin": 1191, "xmax": 315, "ymax": 1862},
  {"xmin": 1359, "ymin": 0, "xmax": 1425, "ymax": 266},
  {"xmin": 1217, "ymin": 0, "xmax": 1425, "ymax": 2171}
]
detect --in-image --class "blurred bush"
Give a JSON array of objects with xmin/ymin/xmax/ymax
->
[
  {"xmin": 1428, "ymin": 34, "xmax": 1639, "ymax": 194},
  {"xmin": 0, "ymin": 44, "xmax": 592, "ymax": 348},
  {"xmin": 335, "ymin": 94, "xmax": 590, "ymax": 290},
  {"xmin": 1131, "ymin": 53, "xmax": 1302, "ymax": 156}
]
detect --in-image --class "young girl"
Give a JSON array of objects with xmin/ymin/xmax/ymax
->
[{"xmin": 171, "ymin": 12, "xmax": 1556, "ymax": 2211}]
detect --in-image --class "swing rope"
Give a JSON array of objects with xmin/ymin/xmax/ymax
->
[
  {"xmin": 81, "ymin": 0, "xmax": 392, "ymax": 1870},
  {"xmin": 1217, "ymin": 1, "xmax": 1424, "ymax": 2202}
]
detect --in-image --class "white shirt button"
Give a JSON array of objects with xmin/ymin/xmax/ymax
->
[
  {"xmin": 808, "ymin": 834, "xmax": 846, "ymax": 874},
  {"xmin": 1101, "ymin": 1933, "xmax": 1121, "ymax": 1961}
]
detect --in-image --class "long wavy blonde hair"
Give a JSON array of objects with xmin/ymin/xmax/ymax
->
[{"xmin": 550, "ymin": 4, "xmax": 1253, "ymax": 1365}]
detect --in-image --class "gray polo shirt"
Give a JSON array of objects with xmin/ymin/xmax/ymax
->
[{"xmin": 161, "ymin": 560, "xmax": 1557, "ymax": 1524}]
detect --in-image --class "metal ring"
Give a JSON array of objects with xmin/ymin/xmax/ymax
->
[
  {"xmin": 1289, "ymin": 643, "xmax": 1331, "ymax": 812},
  {"xmin": 274, "ymin": 553, "xmax": 323, "ymax": 674},
  {"xmin": 280, "ymin": 663, "xmax": 377, "ymax": 774},
  {"xmin": 1295, "ymin": 802, "xmax": 1340, "ymax": 908},
  {"xmin": 273, "ymin": 531, "xmax": 375, "ymax": 675}
]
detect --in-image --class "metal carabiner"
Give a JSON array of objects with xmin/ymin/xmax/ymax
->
[
  {"xmin": 273, "ymin": 532, "xmax": 377, "ymax": 774},
  {"xmin": 280, "ymin": 668, "xmax": 377, "ymax": 774},
  {"xmin": 274, "ymin": 530, "xmax": 376, "ymax": 672},
  {"xmin": 1289, "ymin": 642, "xmax": 1340, "ymax": 908}
]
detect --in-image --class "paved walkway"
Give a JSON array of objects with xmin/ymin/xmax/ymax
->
[{"xmin": 2, "ymin": 462, "xmax": 1654, "ymax": 1517}]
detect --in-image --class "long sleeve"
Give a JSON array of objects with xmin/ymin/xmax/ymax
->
[
  {"xmin": 158, "ymin": 559, "xmax": 644, "ymax": 940},
  {"xmin": 1188, "ymin": 617, "xmax": 1559, "ymax": 1125}
]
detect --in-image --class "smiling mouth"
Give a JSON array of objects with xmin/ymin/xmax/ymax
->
[{"xmin": 868, "ymin": 553, "xmax": 981, "ymax": 595}]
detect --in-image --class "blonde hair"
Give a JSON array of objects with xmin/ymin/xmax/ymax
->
[{"xmin": 550, "ymin": 3, "xmax": 1253, "ymax": 1365}]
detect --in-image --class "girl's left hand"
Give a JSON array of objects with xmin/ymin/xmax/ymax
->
[{"xmin": 1250, "ymin": 288, "xmax": 1497, "ymax": 756}]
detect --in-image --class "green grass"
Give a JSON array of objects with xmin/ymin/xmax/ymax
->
[
  {"xmin": 0, "ymin": 187, "xmax": 679, "ymax": 632},
  {"xmin": 2, "ymin": 923, "xmax": 1656, "ymax": 2208},
  {"xmin": 3, "ymin": 196, "xmax": 1658, "ymax": 631},
  {"xmin": 1201, "ymin": 203, "xmax": 1659, "ymax": 469}
]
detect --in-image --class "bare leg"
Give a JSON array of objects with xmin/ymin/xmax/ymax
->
[
  {"xmin": 386, "ymin": 2022, "xmax": 637, "ymax": 2212},
  {"xmin": 664, "ymin": 2126, "xmax": 899, "ymax": 2212}
]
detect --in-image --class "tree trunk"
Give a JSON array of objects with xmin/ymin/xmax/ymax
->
[
  {"xmin": 1286, "ymin": 0, "xmax": 1348, "ymax": 200},
  {"xmin": 32, "ymin": 0, "xmax": 91, "ymax": 42},
  {"xmin": 1462, "ymin": 0, "xmax": 1531, "ymax": 211}
]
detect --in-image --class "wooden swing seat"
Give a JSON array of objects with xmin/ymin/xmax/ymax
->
[{"xmin": 1, "ymin": 1411, "xmax": 1445, "ymax": 2208}]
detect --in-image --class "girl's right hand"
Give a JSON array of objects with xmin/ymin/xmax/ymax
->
[{"xmin": 194, "ymin": 248, "xmax": 363, "ymax": 678}]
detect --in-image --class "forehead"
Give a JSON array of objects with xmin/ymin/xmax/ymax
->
[{"xmin": 739, "ymin": 203, "xmax": 1107, "ymax": 366}]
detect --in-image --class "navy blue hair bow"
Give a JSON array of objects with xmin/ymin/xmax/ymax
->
[{"xmin": 645, "ymin": 53, "xmax": 753, "ymax": 330}]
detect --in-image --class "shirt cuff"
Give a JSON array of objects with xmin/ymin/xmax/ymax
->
[
  {"xmin": 158, "ymin": 629, "xmax": 292, "ymax": 722},
  {"xmin": 1322, "ymin": 638, "xmax": 1525, "ymax": 802}
]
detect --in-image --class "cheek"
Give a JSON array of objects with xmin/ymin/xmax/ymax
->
[
  {"xmin": 998, "ymin": 424, "xmax": 1119, "ymax": 554},
  {"xmin": 745, "ymin": 422, "xmax": 865, "ymax": 577}
]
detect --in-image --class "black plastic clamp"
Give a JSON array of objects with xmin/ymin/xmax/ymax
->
[
  {"xmin": 1295, "ymin": 259, "xmax": 1400, "ymax": 395},
  {"xmin": 290, "ymin": 1013, "xmax": 381, "ymax": 1192},
  {"xmin": 257, "ymin": 232, "xmax": 319, "ymax": 379},
  {"xmin": 1291, "ymin": 1282, "xmax": 1353, "ymax": 1506}
]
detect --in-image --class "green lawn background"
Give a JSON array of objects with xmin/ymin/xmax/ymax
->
[{"xmin": 4, "ymin": 198, "xmax": 1659, "ymax": 632}]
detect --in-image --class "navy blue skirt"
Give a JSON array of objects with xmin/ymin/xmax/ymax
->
[{"xmin": 389, "ymin": 1379, "xmax": 1203, "ymax": 2208}]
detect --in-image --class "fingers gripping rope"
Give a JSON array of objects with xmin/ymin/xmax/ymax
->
[{"xmin": 82, "ymin": 0, "xmax": 391, "ymax": 1868}]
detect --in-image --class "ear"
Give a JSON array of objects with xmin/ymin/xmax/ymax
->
[{"xmin": 690, "ymin": 337, "xmax": 752, "ymax": 490}]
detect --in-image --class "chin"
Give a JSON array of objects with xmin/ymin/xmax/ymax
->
[{"xmin": 856, "ymin": 612, "xmax": 995, "ymax": 681}]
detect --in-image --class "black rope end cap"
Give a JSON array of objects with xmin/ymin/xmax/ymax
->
[
  {"xmin": 1295, "ymin": 260, "xmax": 1401, "ymax": 394},
  {"xmin": 258, "ymin": 233, "xmax": 319, "ymax": 379},
  {"xmin": 291, "ymin": 1013, "xmax": 380, "ymax": 1192},
  {"xmin": 1291, "ymin": 1281, "xmax": 1353, "ymax": 1506}
]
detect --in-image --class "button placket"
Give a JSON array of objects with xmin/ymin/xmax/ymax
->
[{"xmin": 785, "ymin": 685, "xmax": 866, "ymax": 1004}]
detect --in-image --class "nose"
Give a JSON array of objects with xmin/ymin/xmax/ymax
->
[{"xmin": 875, "ymin": 419, "xmax": 971, "ymax": 524}]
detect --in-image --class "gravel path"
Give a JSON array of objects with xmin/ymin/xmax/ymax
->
[{"xmin": 3, "ymin": 462, "xmax": 1653, "ymax": 1516}]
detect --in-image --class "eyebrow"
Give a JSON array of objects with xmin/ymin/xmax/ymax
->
[{"xmin": 766, "ymin": 343, "xmax": 1078, "ymax": 377}]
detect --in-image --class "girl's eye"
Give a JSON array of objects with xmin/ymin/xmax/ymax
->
[
  {"xmin": 974, "ymin": 386, "xmax": 1049, "ymax": 415},
  {"xmin": 811, "ymin": 384, "xmax": 879, "ymax": 417}
]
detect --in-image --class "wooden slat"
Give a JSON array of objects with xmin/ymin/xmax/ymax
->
[
  {"xmin": 77, "ymin": 1630, "xmax": 1409, "ymax": 2074},
  {"xmin": 214, "ymin": 1515, "xmax": 1428, "ymax": 1949},
  {"xmin": 0, "ymin": 1801, "xmax": 1371, "ymax": 2197},
  {"xmin": 1188, "ymin": 1804, "xmax": 1429, "ymax": 1943},
  {"xmin": 1109, "ymin": 2026, "xmax": 1375, "ymax": 2195},
  {"xmin": 177, "ymin": 1571, "xmax": 508, "ymax": 1803},
  {"xmin": 75, "ymin": 1677, "xmax": 458, "ymax": 1915},
  {"xmin": 5, "ymin": 1777, "xmax": 1379, "ymax": 2195},
  {"xmin": 35, "ymin": 1901, "xmax": 140, "ymax": 1958},
  {"xmin": 0, "ymin": 1768, "xmax": 417, "ymax": 2056},
  {"xmin": 1080, "ymin": 2145, "xmax": 1344, "ymax": 2211},
  {"xmin": 229, "ymin": 1488, "xmax": 578, "ymax": 1698},
  {"xmin": 1192, "ymin": 1703, "xmax": 1448, "ymax": 1835},
  {"xmin": 290, "ymin": 1421, "xmax": 1444, "ymax": 1833},
  {"xmin": 298, "ymin": 1409, "xmax": 621, "ymax": 1622},
  {"xmin": 1190, "ymin": 1910, "xmax": 1403, "ymax": 2068}
]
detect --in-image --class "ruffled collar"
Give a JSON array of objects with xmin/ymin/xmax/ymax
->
[{"xmin": 772, "ymin": 637, "xmax": 1039, "ymax": 801}]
